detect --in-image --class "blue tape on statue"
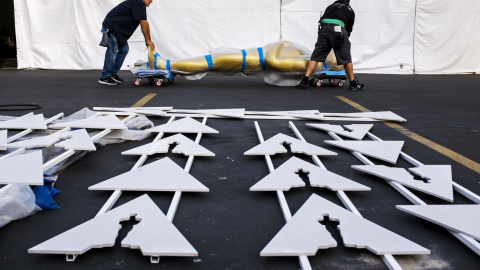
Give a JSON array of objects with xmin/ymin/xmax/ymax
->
[
  {"xmin": 257, "ymin": 47, "xmax": 266, "ymax": 71},
  {"xmin": 166, "ymin": 60, "xmax": 171, "ymax": 71},
  {"xmin": 241, "ymin": 50, "xmax": 247, "ymax": 73},
  {"xmin": 322, "ymin": 62, "xmax": 328, "ymax": 70},
  {"xmin": 152, "ymin": 53, "xmax": 160, "ymax": 70},
  {"xmin": 205, "ymin": 55, "xmax": 213, "ymax": 71}
]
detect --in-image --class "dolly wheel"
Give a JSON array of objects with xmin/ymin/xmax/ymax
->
[
  {"xmin": 134, "ymin": 79, "xmax": 141, "ymax": 86},
  {"xmin": 315, "ymin": 79, "xmax": 322, "ymax": 87},
  {"xmin": 338, "ymin": 80, "xmax": 345, "ymax": 87},
  {"xmin": 155, "ymin": 79, "xmax": 163, "ymax": 87},
  {"xmin": 148, "ymin": 78, "xmax": 155, "ymax": 84},
  {"xmin": 168, "ymin": 77, "xmax": 175, "ymax": 84},
  {"xmin": 329, "ymin": 79, "xmax": 335, "ymax": 84}
]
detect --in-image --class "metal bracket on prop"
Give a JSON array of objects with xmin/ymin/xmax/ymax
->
[
  {"xmin": 151, "ymin": 256, "xmax": 160, "ymax": 264},
  {"xmin": 66, "ymin": 254, "xmax": 78, "ymax": 261}
]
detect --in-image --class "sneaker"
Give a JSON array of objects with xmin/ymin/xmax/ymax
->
[
  {"xmin": 111, "ymin": 74, "xmax": 124, "ymax": 84},
  {"xmin": 298, "ymin": 77, "xmax": 310, "ymax": 89},
  {"xmin": 99, "ymin": 77, "xmax": 118, "ymax": 85},
  {"xmin": 349, "ymin": 78, "xmax": 365, "ymax": 91}
]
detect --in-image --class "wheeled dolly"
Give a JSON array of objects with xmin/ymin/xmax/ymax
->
[
  {"xmin": 311, "ymin": 77, "xmax": 346, "ymax": 88},
  {"xmin": 134, "ymin": 76, "xmax": 175, "ymax": 87},
  {"xmin": 132, "ymin": 68, "xmax": 175, "ymax": 87},
  {"xmin": 311, "ymin": 62, "xmax": 347, "ymax": 88}
]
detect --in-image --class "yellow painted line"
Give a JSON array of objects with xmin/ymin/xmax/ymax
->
[
  {"xmin": 131, "ymin": 93, "xmax": 157, "ymax": 108},
  {"xmin": 336, "ymin": 96, "xmax": 480, "ymax": 175},
  {"xmin": 336, "ymin": 96, "xmax": 371, "ymax": 112},
  {"xmin": 117, "ymin": 93, "xmax": 157, "ymax": 120}
]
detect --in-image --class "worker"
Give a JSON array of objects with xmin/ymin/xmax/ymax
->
[
  {"xmin": 298, "ymin": 0, "xmax": 365, "ymax": 90},
  {"xmin": 99, "ymin": 0, "xmax": 156, "ymax": 85}
]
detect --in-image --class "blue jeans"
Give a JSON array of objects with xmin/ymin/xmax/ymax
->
[{"xmin": 101, "ymin": 34, "xmax": 129, "ymax": 79}]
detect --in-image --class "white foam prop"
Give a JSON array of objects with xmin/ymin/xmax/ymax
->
[
  {"xmin": 147, "ymin": 117, "xmax": 218, "ymax": 133},
  {"xmin": 251, "ymin": 157, "xmax": 370, "ymax": 192},
  {"xmin": 121, "ymin": 134, "xmax": 214, "ymax": 156},
  {"xmin": 29, "ymin": 194, "xmax": 198, "ymax": 257},
  {"xmin": 261, "ymin": 194, "xmax": 430, "ymax": 256},
  {"xmin": 324, "ymin": 111, "xmax": 406, "ymax": 122},
  {"xmin": 245, "ymin": 133, "xmax": 337, "ymax": 156},
  {"xmin": 0, "ymin": 114, "xmax": 47, "ymax": 130},
  {"xmin": 3, "ymin": 129, "xmax": 95, "ymax": 151},
  {"xmin": 397, "ymin": 204, "xmax": 480, "ymax": 241},
  {"xmin": 353, "ymin": 165, "xmax": 454, "ymax": 202},
  {"xmin": 0, "ymin": 151, "xmax": 44, "ymax": 185},
  {"xmin": 49, "ymin": 115, "xmax": 127, "ymax": 130},
  {"xmin": 307, "ymin": 124, "xmax": 373, "ymax": 140},
  {"xmin": 324, "ymin": 140, "xmax": 404, "ymax": 164},
  {"xmin": 89, "ymin": 157, "xmax": 209, "ymax": 192}
]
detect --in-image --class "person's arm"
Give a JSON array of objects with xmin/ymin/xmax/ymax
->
[
  {"xmin": 346, "ymin": 11, "xmax": 355, "ymax": 37},
  {"xmin": 140, "ymin": 20, "xmax": 155, "ymax": 51}
]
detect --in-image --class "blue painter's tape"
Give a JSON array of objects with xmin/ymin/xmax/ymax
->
[
  {"xmin": 322, "ymin": 62, "xmax": 328, "ymax": 70},
  {"xmin": 241, "ymin": 49, "xmax": 247, "ymax": 73},
  {"xmin": 205, "ymin": 55, "xmax": 213, "ymax": 71},
  {"xmin": 153, "ymin": 53, "xmax": 158, "ymax": 70},
  {"xmin": 257, "ymin": 47, "xmax": 266, "ymax": 71},
  {"xmin": 166, "ymin": 59, "xmax": 171, "ymax": 71}
]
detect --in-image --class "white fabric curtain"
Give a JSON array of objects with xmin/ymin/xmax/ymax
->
[
  {"xmin": 14, "ymin": 0, "xmax": 281, "ymax": 70},
  {"xmin": 14, "ymin": 0, "xmax": 480, "ymax": 74},
  {"xmin": 414, "ymin": 0, "xmax": 480, "ymax": 74}
]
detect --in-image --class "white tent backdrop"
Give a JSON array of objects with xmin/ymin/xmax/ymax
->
[
  {"xmin": 414, "ymin": 0, "xmax": 480, "ymax": 74},
  {"xmin": 14, "ymin": 0, "xmax": 480, "ymax": 74}
]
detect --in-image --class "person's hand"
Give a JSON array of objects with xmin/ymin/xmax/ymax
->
[{"xmin": 146, "ymin": 40, "xmax": 155, "ymax": 52}]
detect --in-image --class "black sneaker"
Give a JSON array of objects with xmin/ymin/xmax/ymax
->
[
  {"xmin": 298, "ymin": 77, "xmax": 310, "ymax": 89},
  {"xmin": 99, "ymin": 77, "xmax": 118, "ymax": 85},
  {"xmin": 349, "ymin": 78, "xmax": 365, "ymax": 91},
  {"xmin": 111, "ymin": 75, "xmax": 124, "ymax": 84}
]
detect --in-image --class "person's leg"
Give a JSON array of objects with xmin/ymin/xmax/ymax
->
[
  {"xmin": 113, "ymin": 42, "xmax": 129, "ymax": 75},
  {"xmin": 344, "ymin": 62, "xmax": 364, "ymax": 90},
  {"xmin": 344, "ymin": 62, "xmax": 354, "ymax": 81},
  {"xmin": 299, "ymin": 60, "xmax": 321, "ymax": 88},
  {"xmin": 333, "ymin": 30, "xmax": 364, "ymax": 90},
  {"xmin": 110, "ymin": 42, "xmax": 129, "ymax": 83},
  {"xmin": 305, "ymin": 60, "xmax": 319, "ymax": 78},
  {"xmin": 299, "ymin": 28, "xmax": 331, "ymax": 88},
  {"xmin": 100, "ymin": 35, "xmax": 119, "ymax": 80}
]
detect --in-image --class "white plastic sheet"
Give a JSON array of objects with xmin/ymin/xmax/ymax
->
[
  {"xmin": 0, "ymin": 183, "xmax": 37, "ymax": 228},
  {"xmin": 14, "ymin": 0, "xmax": 480, "ymax": 74}
]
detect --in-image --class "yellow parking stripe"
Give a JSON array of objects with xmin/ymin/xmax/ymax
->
[
  {"xmin": 131, "ymin": 93, "xmax": 157, "ymax": 107},
  {"xmin": 336, "ymin": 96, "xmax": 480, "ymax": 175}
]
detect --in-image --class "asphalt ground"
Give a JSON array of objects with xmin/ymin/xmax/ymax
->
[{"xmin": 0, "ymin": 70, "xmax": 479, "ymax": 270}]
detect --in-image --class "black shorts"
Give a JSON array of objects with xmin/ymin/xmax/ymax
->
[{"xmin": 310, "ymin": 24, "xmax": 352, "ymax": 65}]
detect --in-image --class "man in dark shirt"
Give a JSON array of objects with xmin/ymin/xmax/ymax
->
[
  {"xmin": 99, "ymin": 0, "xmax": 155, "ymax": 85},
  {"xmin": 299, "ymin": 0, "xmax": 365, "ymax": 90}
]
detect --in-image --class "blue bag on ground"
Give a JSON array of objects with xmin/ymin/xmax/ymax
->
[{"xmin": 31, "ymin": 179, "xmax": 60, "ymax": 210}]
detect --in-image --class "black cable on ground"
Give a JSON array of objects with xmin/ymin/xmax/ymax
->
[{"xmin": 0, "ymin": 104, "xmax": 42, "ymax": 111}]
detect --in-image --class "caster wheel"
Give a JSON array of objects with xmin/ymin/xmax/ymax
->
[
  {"xmin": 134, "ymin": 79, "xmax": 141, "ymax": 86},
  {"xmin": 338, "ymin": 80, "xmax": 345, "ymax": 87},
  {"xmin": 168, "ymin": 77, "xmax": 175, "ymax": 84},
  {"xmin": 315, "ymin": 79, "xmax": 322, "ymax": 87},
  {"xmin": 148, "ymin": 78, "xmax": 154, "ymax": 84},
  {"xmin": 155, "ymin": 79, "xmax": 163, "ymax": 87},
  {"xmin": 329, "ymin": 79, "xmax": 335, "ymax": 84}
]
